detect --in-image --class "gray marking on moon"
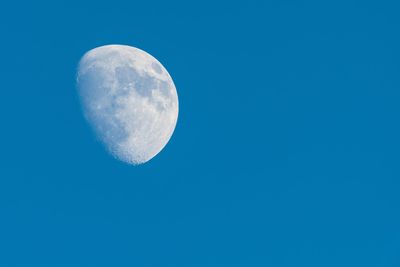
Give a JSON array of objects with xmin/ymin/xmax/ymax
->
[
  {"xmin": 151, "ymin": 62, "xmax": 163, "ymax": 74},
  {"xmin": 76, "ymin": 45, "xmax": 179, "ymax": 165},
  {"xmin": 115, "ymin": 66, "xmax": 170, "ymax": 111}
]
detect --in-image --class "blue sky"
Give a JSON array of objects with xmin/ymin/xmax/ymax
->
[{"xmin": 1, "ymin": 0, "xmax": 400, "ymax": 266}]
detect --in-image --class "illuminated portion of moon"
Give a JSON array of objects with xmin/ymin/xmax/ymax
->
[{"xmin": 76, "ymin": 45, "xmax": 179, "ymax": 165}]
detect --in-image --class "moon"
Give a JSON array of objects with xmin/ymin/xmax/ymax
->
[{"xmin": 76, "ymin": 45, "xmax": 179, "ymax": 165}]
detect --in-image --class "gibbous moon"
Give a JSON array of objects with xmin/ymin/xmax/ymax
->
[{"xmin": 76, "ymin": 45, "xmax": 179, "ymax": 165}]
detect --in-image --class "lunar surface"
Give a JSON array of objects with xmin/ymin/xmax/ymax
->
[{"xmin": 76, "ymin": 45, "xmax": 179, "ymax": 165}]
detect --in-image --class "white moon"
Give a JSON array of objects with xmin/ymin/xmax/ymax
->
[{"xmin": 76, "ymin": 45, "xmax": 179, "ymax": 165}]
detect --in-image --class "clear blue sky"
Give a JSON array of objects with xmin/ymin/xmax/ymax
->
[{"xmin": 1, "ymin": 0, "xmax": 400, "ymax": 266}]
